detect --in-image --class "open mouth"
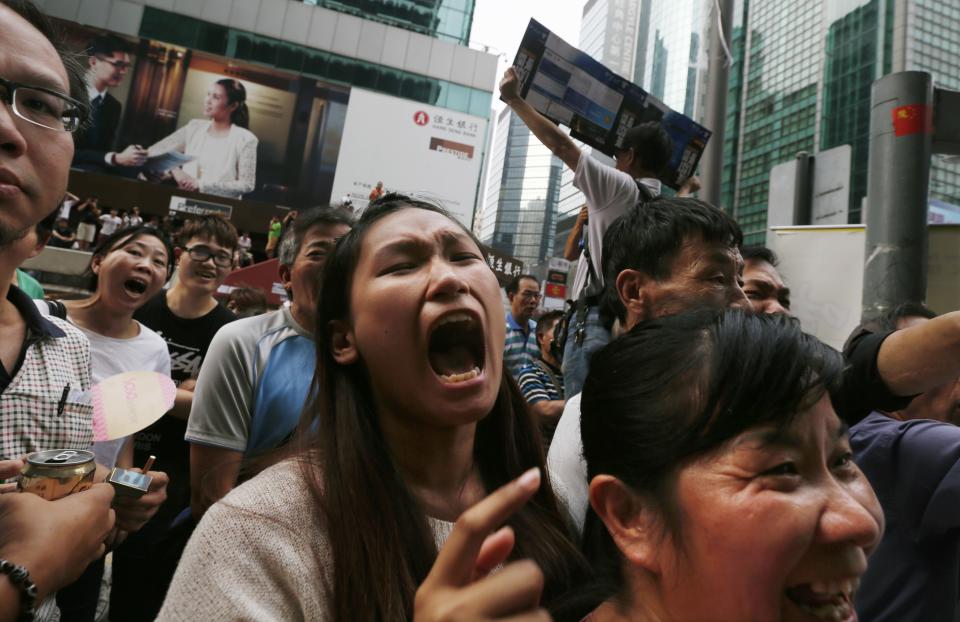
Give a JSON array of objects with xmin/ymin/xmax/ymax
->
[
  {"xmin": 785, "ymin": 578, "xmax": 858, "ymax": 621},
  {"xmin": 194, "ymin": 269, "xmax": 216, "ymax": 279},
  {"xmin": 427, "ymin": 311, "xmax": 485, "ymax": 385},
  {"xmin": 123, "ymin": 277, "xmax": 148, "ymax": 296}
]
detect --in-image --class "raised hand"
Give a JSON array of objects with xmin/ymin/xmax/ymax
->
[{"xmin": 414, "ymin": 467, "xmax": 551, "ymax": 622}]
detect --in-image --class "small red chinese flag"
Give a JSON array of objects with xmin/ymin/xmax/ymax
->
[{"xmin": 892, "ymin": 104, "xmax": 933, "ymax": 137}]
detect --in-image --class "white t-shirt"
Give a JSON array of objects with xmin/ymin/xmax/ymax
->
[
  {"xmin": 99, "ymin": 214, "xmax": 122, "ymax": 236},
  {"xmin": 546, "ymin": 392, "xmax": 589, "ymax": 534},
  {"xmin": 569, "ymin": 151, "xmax": 660, "ymax": 300},
  {"xmin": 76, "ymin": 320, "xmax": 171, "ymax": 468}
]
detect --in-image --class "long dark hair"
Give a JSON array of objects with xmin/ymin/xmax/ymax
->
[
  {"xmin": 216, "ymin": 78, "xmax": 249, "ymax": 129},
  {"xmin": 296, "ymin": 193, "xmax": 587, "ymax": 620},
  {"xmin": 576, "ymin": 309, "xmax": 844, "ymax": 612}
]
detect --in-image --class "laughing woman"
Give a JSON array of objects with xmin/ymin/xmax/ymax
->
[
  {"xmin": 572, "ymin": 309, "xmax": 883, "ymax": 622},
  {"xmin": 159, "ymin": 195, "xmax": 586, "ymax": 620}
]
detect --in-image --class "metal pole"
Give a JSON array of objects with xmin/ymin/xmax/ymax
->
[
  {"xmin": 862, "ymin": 71, "xmax": 933, "ymax": 323},
  {"xmin": 792, "ymin": 151, "xmax": 813, "ymax": 225},
  {"xmin": 700, "ymin": 0, "xmax": 735, "ymax": 207}
]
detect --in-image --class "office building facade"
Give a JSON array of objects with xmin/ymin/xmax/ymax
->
[
  {"xmin": 476, "ymin": 108, "xmax": 563, "ymax": 265},
  {"xmin": 303, "ymin": 0, "xmax": 476, "ymax": 45},
  {"xmin": 723, "ymin": 0, "xmax": 960, "ymax": 242}
]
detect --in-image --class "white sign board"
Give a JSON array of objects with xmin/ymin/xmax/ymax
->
[
  {"xmin": 768, "ymin": 225, "xmax": 865, "ymax": 351},
  {"xmin": 331, "ymin": 89, "xmax": 488, "ymax": 227},
  {"xmin": 769, "ymin": 224, "xmax": 960, "ymax": 351},
  {"xmin": 766, "ymin": 145, "xmax": 851, "ymax": 241}
]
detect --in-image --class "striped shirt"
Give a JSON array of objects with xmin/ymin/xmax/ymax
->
[
  {"xmin": 504, "ymin": 312, "xmax": 538, "ymax": 379},
  {"xmin": 517, "ymin": 359, "xmax": 564, "ymax": 404}
]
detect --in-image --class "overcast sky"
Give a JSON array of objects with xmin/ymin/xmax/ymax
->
[{"xmin": 469, "ymin": 0, "xmax": 583, "ymax": 109}]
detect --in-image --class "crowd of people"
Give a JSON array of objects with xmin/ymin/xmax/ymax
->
[{"xmin": 2, "ymin": 2, "xmax": 960, "ymax": 622}]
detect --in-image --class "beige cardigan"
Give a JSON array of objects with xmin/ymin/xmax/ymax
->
[{"xmin": 157, "ymin": 459, "xmax": 455, "ymax": 621}]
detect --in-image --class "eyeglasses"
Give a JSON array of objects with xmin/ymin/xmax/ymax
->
[
  {"xmin": 185, "ymin": 245, "xmax": 233, "ymax": 268},
  {"xmin": 0, "ymin": 76, "xmax": 86, "ymax": 132},
  {"xmin": 520, "ymin": 290, "xmax": 542, "ymax": 301},
  {"xmin": 96, "ymin": 57, "xmax": 132, "ymax": 70}
]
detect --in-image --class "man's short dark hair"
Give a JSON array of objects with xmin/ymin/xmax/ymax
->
[
  {"xmin": 536, "ymin": 310, "xmax": 564, "ymax": 338},
  {"xmin": 277, "ymin": 206, "xmax": 354, "ymax": 267},
  {"xmin": 178, "ymin": 214, "xmax": 238, "ymax": 251},
  {"xmin": 620, "ymin": 122, "xmax": 673, "ymax": 175},
  {"xmin": 741, "ymin": 245, "xmax": 779, "ymax": 266},
  {"xmin": 600, "ymin": 197, "xmax": 743, "ymax": 323},
  {"xmin": 2, "ymin": 0, "xmax": 90, "ymax": 126},
  {"xmin": 87, "ymin": 34, "xmax": 129, "ymax": 58},
  {"xmin": 505, "ymin": 274, "xmax": 538, "ymax": 296}
]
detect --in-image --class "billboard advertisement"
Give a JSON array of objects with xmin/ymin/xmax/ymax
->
[
  {"xmin": 57, "ymin": 21, "xmax": 350, "ymax": 210},
  {"xmin": 510, "ymin": 19, "xmax": 710, "ymax": 189},
  {"xmin": 331, "ymin": 89, "xmax": 488, "ymax": 227}
]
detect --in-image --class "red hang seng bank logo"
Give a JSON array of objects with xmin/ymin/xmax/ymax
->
[{"xmin": 413, "ymin": 111, "xmax": 429, "ymax": 126}]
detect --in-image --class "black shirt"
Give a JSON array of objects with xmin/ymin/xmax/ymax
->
[
  {"xmin": 48, "ymin": 223, "xmax": 75, "ymax": 249},
  {"xmin": 132, "ymin": 291, "xmax": 236, "ymax": 524},
  {"xmin": 836, "ymin": 329, "xmax": 915, "ymax": 425}
]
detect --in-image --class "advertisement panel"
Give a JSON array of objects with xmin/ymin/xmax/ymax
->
[
  {"xmin": 510, "ymin": 19, "xmax": 710, "ymax": 189},
  {"xmin": 331, "ymin": 89, "xmax": 488, "ymax": 227},
  {"xmin": 56, "ymin": 21, "xmax": 349, "ymax": 210}
]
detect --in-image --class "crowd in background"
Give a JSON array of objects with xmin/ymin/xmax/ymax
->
[{"xmin": 3, "ymin": 2, "xmax": 960, "ymax": 622}]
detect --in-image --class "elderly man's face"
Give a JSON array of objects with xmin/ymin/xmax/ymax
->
[
  {"xmin": 284, "ymin": 223, "xmax": 351, "ymax": 317},
  {"xmin": 624, "ymin": 235, "xmax": 750, "ymax": 330},
  {"xmin": 0, "ymin": 6, "xmax": 74, "ymax": 246}
]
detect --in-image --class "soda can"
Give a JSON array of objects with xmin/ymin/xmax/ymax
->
[{"xmin": 18, "ymin": 449, "xmax": 96, "ymax": 501}]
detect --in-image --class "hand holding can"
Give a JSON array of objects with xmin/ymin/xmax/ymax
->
[
  {"xmin": 0, "ymin": 483, "xmax": 115, "ymax": 599},
  {"xmin": 17, "ymin": 450, "xmax": 96, "ymax": 500}
]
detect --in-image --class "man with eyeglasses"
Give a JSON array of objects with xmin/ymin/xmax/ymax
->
[
  {"xmin": 0, "ymin": 2, "xmax": 125, "ymax": 620},
  {"xmin": 109, "ymin": 215, "xmax": 239, "ymax": 621},
  {"xmin": 72, "ymin": 35, "xmax": 146, "ymax": 174},
  {"xmin": 504, "ymin": 274, "xmax": 542, "ymax": 379}
]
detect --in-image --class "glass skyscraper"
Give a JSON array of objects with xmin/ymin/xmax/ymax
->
[
  {"xmin": 723, "ymin": 0, "xmax": 960, "ymax": 242},
  {"xmin": 476, "ymin": 108, "xmax": 563, "ymax": 265}
]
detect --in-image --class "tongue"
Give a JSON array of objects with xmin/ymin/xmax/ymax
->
[{"xmin": 429, "ymin": 344, "xmax": 477, "ymax": 377}]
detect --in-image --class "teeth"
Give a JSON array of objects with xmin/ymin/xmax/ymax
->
[
  {"xmin": 809, "ymin": 578, "xmax": 858, "ymax": 599},
  {"xmin": 436, "ymin": 312, "xmax": 473, "ymax": 328},
  {"xmin": 796, "ymin": 599, "xmax": 853, "ymax": 621},
  {"xmin": 440, "ymin": 367, "xmax": 481, "ymax": 384}
]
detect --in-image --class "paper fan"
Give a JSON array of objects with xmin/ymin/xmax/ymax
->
[{"xmin": 90, "ymin": 371, "xmax": 177, "ymax": 441}]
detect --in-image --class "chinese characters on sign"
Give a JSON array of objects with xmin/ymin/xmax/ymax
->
[{"xmin": 481, "ymin": 244, "xmax": 524, "ymax": 287}]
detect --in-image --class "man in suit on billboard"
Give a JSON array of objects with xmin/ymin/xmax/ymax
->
[{"xmin": 72, "ymin": 35, "xmax": 146, "ymax": 173}]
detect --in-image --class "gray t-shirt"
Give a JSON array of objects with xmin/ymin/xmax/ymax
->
[{"xmin": 186, "ymin": 307, "xmax": 314, "ymax": 454}]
